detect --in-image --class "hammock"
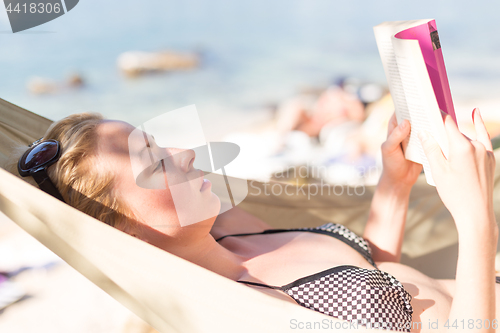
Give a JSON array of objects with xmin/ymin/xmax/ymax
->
[{"xmin": 1, "ymin": 97, "xmax": 499, "ymax": 332}]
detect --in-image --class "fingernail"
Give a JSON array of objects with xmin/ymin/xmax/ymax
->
[
  {"xmin": 399, "ymin": 120, "xmax": 407, "ymax": 129},
  {"xmin": 418, "ymin": 131, "xmax": 428, "ymax": 142},
  {"xmin": 472, "ymin": 107, "xmax": 482, "ymax": 122}
]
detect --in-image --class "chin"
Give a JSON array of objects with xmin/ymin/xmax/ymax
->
[
  {"xmin": 211, "ymin": 192, "xmax": 221, "ymax": 212},
  {"xmin": 196, "ymin": 194, "xmax": 220, "ymax": 227},
  {"xmin": 174, "ymin": 192, "xmax": 222, "ymax": 228}
]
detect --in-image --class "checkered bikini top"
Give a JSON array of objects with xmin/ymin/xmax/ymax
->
[{"xmin": 215, "ymin": 223, "xmax": 413, "ymax": 332}]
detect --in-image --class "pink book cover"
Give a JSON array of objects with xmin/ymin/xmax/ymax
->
[{"xmin": 395, "ymin": 20, "xmax": 457, "ymax": 123}]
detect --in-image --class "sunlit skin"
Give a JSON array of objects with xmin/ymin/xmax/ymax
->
[
  {"xmin": 94, "ymin": 120, "xmax": 222, "ymax": 253},
  {"xmin": 92, "ymin": 109, "xmax": 498, "ymax": 332}
]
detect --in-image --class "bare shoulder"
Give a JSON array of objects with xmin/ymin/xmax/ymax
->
[{"xmin": 210, "ymin": 205, "xmax": 274, "ymax": 239}]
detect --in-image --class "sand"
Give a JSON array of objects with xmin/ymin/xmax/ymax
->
[{"xmin": 0, "ymin": 212, "xmax": 157, "ymax": 333}]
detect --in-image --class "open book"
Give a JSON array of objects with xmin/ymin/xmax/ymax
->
[{"xmin": 374, "ymin": 19, "xmax": 457, "ymax": 186}]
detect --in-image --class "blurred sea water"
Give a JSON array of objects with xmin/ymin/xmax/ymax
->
[{"xmin": 0, "ymin": 0, "xmax": 499, "ymax": 139}]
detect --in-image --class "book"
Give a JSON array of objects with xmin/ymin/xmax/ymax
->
[{"xmin": 374, "ymin": 19, "xmax": 457, "ymax": 186}]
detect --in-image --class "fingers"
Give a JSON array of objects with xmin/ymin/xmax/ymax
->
[
  {"xmin": 383, "ymin": 119, "xmax": 410, "ymax": 152},
  {"xmin": 473, "ymin": 108, "xmax": 493, "ymax": 152},
  {"xmin": 442, "ymin": 114, "xmax": 472, "ymax": 156},
  {"xmin": 387, "ymin": 112, "xmax": 397, "ymax": 139},
  {"xmin": 443, "ymin": 114, "xmax": 465, "ymax": 142},
  {"xmin": 418, "ymin": 131, "xmax": 446, "ymax": 172},
  {"xmin": 462, "ymin": 133, "xmax": 472, "ymax": 143}
]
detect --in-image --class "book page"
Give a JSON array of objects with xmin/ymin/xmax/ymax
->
[
  {"xmin": 374, "ymin": 19, "xmax": 449, "ymax": 186},
  {"xmin": 392, "ymin": 38, "xmax": 449, "ymax": 186},
  {"xmin": 373, "ymin": 24, "xmax": 411, "ymax": 125},
  {"xmin": 374, "ymin": 19, "xmax": 432, "ymax": 163}
]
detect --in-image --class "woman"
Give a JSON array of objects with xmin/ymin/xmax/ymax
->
[{"xmin": 11, "ymin": 109, "xmax": 497, "ymax": 332}]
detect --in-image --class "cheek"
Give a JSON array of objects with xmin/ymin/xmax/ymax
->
[
  {"xmin": 122, "ymin": 184, "xmax": 179, "ymax": 226},
  {"xmin": 119, "ymin": 169, "xmax": 221, "ymax": 229},
  {"xmin": 121, "ymin": 165, "xmax": 176, "ymax": 220}
]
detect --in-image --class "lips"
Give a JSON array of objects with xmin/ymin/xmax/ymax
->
[
  {"xmin": 200, "ymin": 178, "xmax": 212, "ymax": 191},
  {"xmin": 197, "ymin": 169, "xmax": 207, "ymax": 191},
  {"xmin": 197, "ymin": 170, "xmax": 212, "ymax": 192}
]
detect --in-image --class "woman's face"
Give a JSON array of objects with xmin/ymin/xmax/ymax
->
[{"xmin": 95, "ymin": 120, "xmax": 221, "ymax": 239}]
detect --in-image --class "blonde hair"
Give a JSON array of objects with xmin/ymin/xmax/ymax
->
[{"xmin": 8, "ymin": 113, "xmax": 137, "ymax": 232}]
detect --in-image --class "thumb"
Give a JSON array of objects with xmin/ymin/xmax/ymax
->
[{"xmin": 418, "ymin": 131, "xmax": 447, "ymax": 173}]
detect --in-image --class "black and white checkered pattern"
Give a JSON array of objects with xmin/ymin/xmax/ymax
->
[
  {"xmin": 233, "ymin": 222, "xmax": 414, "ymax": 331},
  {"xmin": 283, "ymin": 266, "xmax": 413, "ymax": 332},
  {"xmin": 301, "ymin": 223, "xmax": 372, "ymax": 253}
]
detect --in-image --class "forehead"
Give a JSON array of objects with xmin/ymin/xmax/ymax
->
[
  {"xmin": 96, "ymin": 120, "xmax": 136, "ymax": 155},
  {"xmin": 96, "ymin": 120, "xmax": 162, "ymax": 172}
]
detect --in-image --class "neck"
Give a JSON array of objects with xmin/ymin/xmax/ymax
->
[{"xmin": 156, "ymin": 232, "xmax": 249, "ymax": 281}]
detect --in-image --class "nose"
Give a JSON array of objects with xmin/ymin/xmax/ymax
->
[{"xmin": 169, "ymin": 148, "xmax": 196, "ymax": 173}]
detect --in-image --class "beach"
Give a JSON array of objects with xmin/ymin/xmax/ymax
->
[
  {"xmin": 0, "ymin": 212, "xmax": 157, "ymax": 333},
  {"xmin": 1, "ymin": 0, "xmax": 500, "ymax": 332},
  {"xmin": 1, "ymin": 0, "xmax": 499, "ymax": 129}
]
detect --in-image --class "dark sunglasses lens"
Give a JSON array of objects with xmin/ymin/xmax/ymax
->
[{"xmin": 20, "ymin": 141, "xmax": 59, "ymax": 171}]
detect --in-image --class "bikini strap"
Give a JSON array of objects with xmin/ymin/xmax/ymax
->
[
  {"xmin": 215, "ymin": 228, "xmax": 291, "ymax": 242},
  {"xmin": 237, "ymin": 280, "xmax": 282, "ymax": 290}
]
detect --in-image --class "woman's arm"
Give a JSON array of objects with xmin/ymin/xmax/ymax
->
[
  {"xmin": 363, "ymin": 176, "xmax": 412, "ymax": 263},
  {"xmin": 363, "ymin": 114, "xmax": 422, "ymax": 263},
  {"xmin": 420, "ymin": 109, "xmax": 497, "ymax": 331}
]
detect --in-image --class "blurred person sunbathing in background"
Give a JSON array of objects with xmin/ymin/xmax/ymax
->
[
  {"xmin": 9, "ymin": 109, "xmax": 498, "ymax": 332},
  {"xmin": 275, "ymin": 82, "xmax": 366, "ymax": 138},
  {"xmin": 275, "ymin": 78, "xmax": 386, "ymax": 138},
  {"xmin": 271, "ymin": 80, "xmax": 390, "ymax": 185}
]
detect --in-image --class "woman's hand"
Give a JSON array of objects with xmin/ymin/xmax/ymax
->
[
  {"xmin": 380, "ymin": 113, "xmax": 423, "ymax": 189},
  {"xmin": 364, "ymin": 113, "xmax": 422, "ymax": 262},
  {"xmin": 426, "ymin": 109, "xmax": 498, "ymax": 333},
  {"xmin": 419, "ymin": 109, "xmax": 496, "ymax": 232}
]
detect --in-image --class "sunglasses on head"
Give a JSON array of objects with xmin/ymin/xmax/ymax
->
[{"xmin": 18, "ymin": 139, "xmax": 65, "ymax": 202}]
